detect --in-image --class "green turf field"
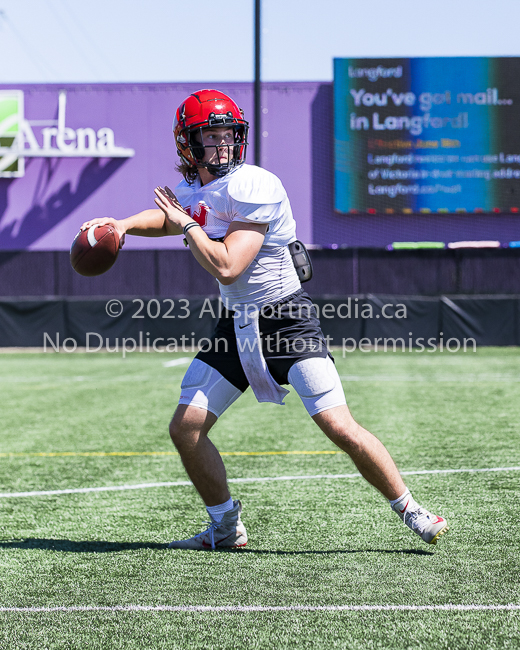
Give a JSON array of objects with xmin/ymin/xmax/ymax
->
[{"xmin": 1, "ymin": 348, "xmax": 519, "ymax": 649}]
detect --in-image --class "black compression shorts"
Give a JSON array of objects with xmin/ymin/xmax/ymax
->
[{"xmin": 195, "ymin": 289, "xmax": 330, "ymax": 392}]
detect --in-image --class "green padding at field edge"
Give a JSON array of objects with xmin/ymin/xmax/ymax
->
[{"xmin": 391, "ymin": 242, "xmax": 446, "ymax": 250}]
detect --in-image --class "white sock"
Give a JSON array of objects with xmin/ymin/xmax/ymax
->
[
  {"xmin": 206, "ymin": 497, "xmax": 234, "ymax": 523},
  {"xmin": 389, "ymin": 488, "xmax": 418, "ymax": 513}
]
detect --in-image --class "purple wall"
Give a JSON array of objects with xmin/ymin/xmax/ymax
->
[
  {"xmin": 1, "ymin": 82, "xmax": 519, "ymax": 252},
  {"xmin": 0, "ymin": 82, "xmax": 317, "ymax": 251}
]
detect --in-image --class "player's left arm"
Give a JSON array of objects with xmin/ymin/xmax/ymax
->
[
  {"xmin": 185, "ymin": 220, "xmax": 267, "ymax": 285},
  {"xmin": 153, "ymin": 186, "xmax": 267, "ymax": 285}
]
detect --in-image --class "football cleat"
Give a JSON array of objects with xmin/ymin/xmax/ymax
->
[
  {"xmin": 392, "ymin": 496, "xmax": 449, "ymax": 545},
  {"xmin": 168, "ymin": 500, "xmax": 247, "ymax": 550}
]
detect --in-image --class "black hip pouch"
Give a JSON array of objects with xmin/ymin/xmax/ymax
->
[{"xmin": 288, "ymin": 240, "xmax": 313, "ymax": 283}]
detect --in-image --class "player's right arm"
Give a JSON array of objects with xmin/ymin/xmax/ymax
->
[{"xmin": 80, "ymin": 204, "xmax": 186, "ymax": 245}]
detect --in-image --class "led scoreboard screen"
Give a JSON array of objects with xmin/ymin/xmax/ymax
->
[{"xmin": 334, "ymin": 57, "xmax": 520, "ymax": 214}]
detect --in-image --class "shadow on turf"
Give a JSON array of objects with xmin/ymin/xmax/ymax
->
[
  {"xmin": 0, "ymin": 539, "xmax": 433, "ymax": 555},
  {"xmin": 0, "ymin": 539, "xmax": 169, "ymax": 553},
  {"xmin": 232, "ymin": 548, "xmax": 434, "ymax": 556}
]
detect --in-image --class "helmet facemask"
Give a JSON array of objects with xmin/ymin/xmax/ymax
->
[{"xmin": 186, "ymin": 114, "xmax": 249, "ymax": 178}]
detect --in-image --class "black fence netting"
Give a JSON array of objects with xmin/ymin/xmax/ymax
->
[{"xmin": 1, "ymin": 295, "xmax": 519, "ymax": 348}]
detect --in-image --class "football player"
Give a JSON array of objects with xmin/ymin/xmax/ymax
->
[{"xmin": 81, "ymin": 90, "xmax": 449, "ymax": 549}]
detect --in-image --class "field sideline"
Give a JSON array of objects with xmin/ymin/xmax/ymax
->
[{"xmin": 1, "ymin": 348, "xmax": 519, "ymax": 648}]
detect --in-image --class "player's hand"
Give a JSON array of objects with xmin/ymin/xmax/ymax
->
[
  {"xmin": 154, "ymin": 186, "xmax": 192, "ymax": 235},
  {"xmin": 80, "ymin": 217, "xmax": 126, "ymax": 249}
]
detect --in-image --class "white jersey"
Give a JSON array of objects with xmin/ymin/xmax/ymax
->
[{"xmin": 174, "ymin": 164, "xmax": 301, "ymax": 308}]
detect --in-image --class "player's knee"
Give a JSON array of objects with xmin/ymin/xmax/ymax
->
[
  {"xmin": 169, "ymin": 413, "xmax": 187, "ymax": 448},
  {"xmin": 169, "ymin": 402, "xmax": 219, "ymax": 451},
  {"xmin": 328, "ymin": 419, "xmax": 364, "ymax": 451},
  {"xmin": 312, "ymin": 403, "xmax": 360, "ymax": 446},
  {"xmin": 168, "ymin": 406, "xmax": 200, "ymax": 448}
]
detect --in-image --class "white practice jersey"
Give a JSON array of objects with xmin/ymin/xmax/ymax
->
[{"xmin": 174, "ymin": 164, "xmax": 301, "ymax": 309}]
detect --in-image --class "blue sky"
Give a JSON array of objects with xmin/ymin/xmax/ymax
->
[{"xmin": 1, "ymin": 0, "xmax": 520, "ymax": 83}]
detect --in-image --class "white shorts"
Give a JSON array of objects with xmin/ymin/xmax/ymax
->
[{"xmin": 178, "ymin": 356, "xmax": 346, "ymax": 418}]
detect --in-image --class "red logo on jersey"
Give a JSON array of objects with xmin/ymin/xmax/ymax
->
[{"xmin": 185, "ymin": 202, "xmax": 209, "ymax": 227}]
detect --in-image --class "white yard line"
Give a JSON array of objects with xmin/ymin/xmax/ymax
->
[
  {"xmin": 0, "ymin": 466, "xmax": 519, "ymax": 499},
  {"xmin": 2, "ymin": 372, "xmax": 520, "ymax": 384},
  {"xmin": 162, "ymin": 357, "xmax": 192, "ymax": 368},
  {"xmin": 339, "ymin": 375, "xmax": 520, "ymax": 382},
  {"xmin": 0, "ymin": 604, "xmax": 518, "ymax": 613}
]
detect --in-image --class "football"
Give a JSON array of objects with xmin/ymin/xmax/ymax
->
[{"xmin": 70, "ymin": 224, "xmax": 120, "ymax": 277}]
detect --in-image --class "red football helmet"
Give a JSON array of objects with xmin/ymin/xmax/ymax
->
[{"xmin": 173, "ymin": 89, "xmax": 249, "ymax": 177}]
